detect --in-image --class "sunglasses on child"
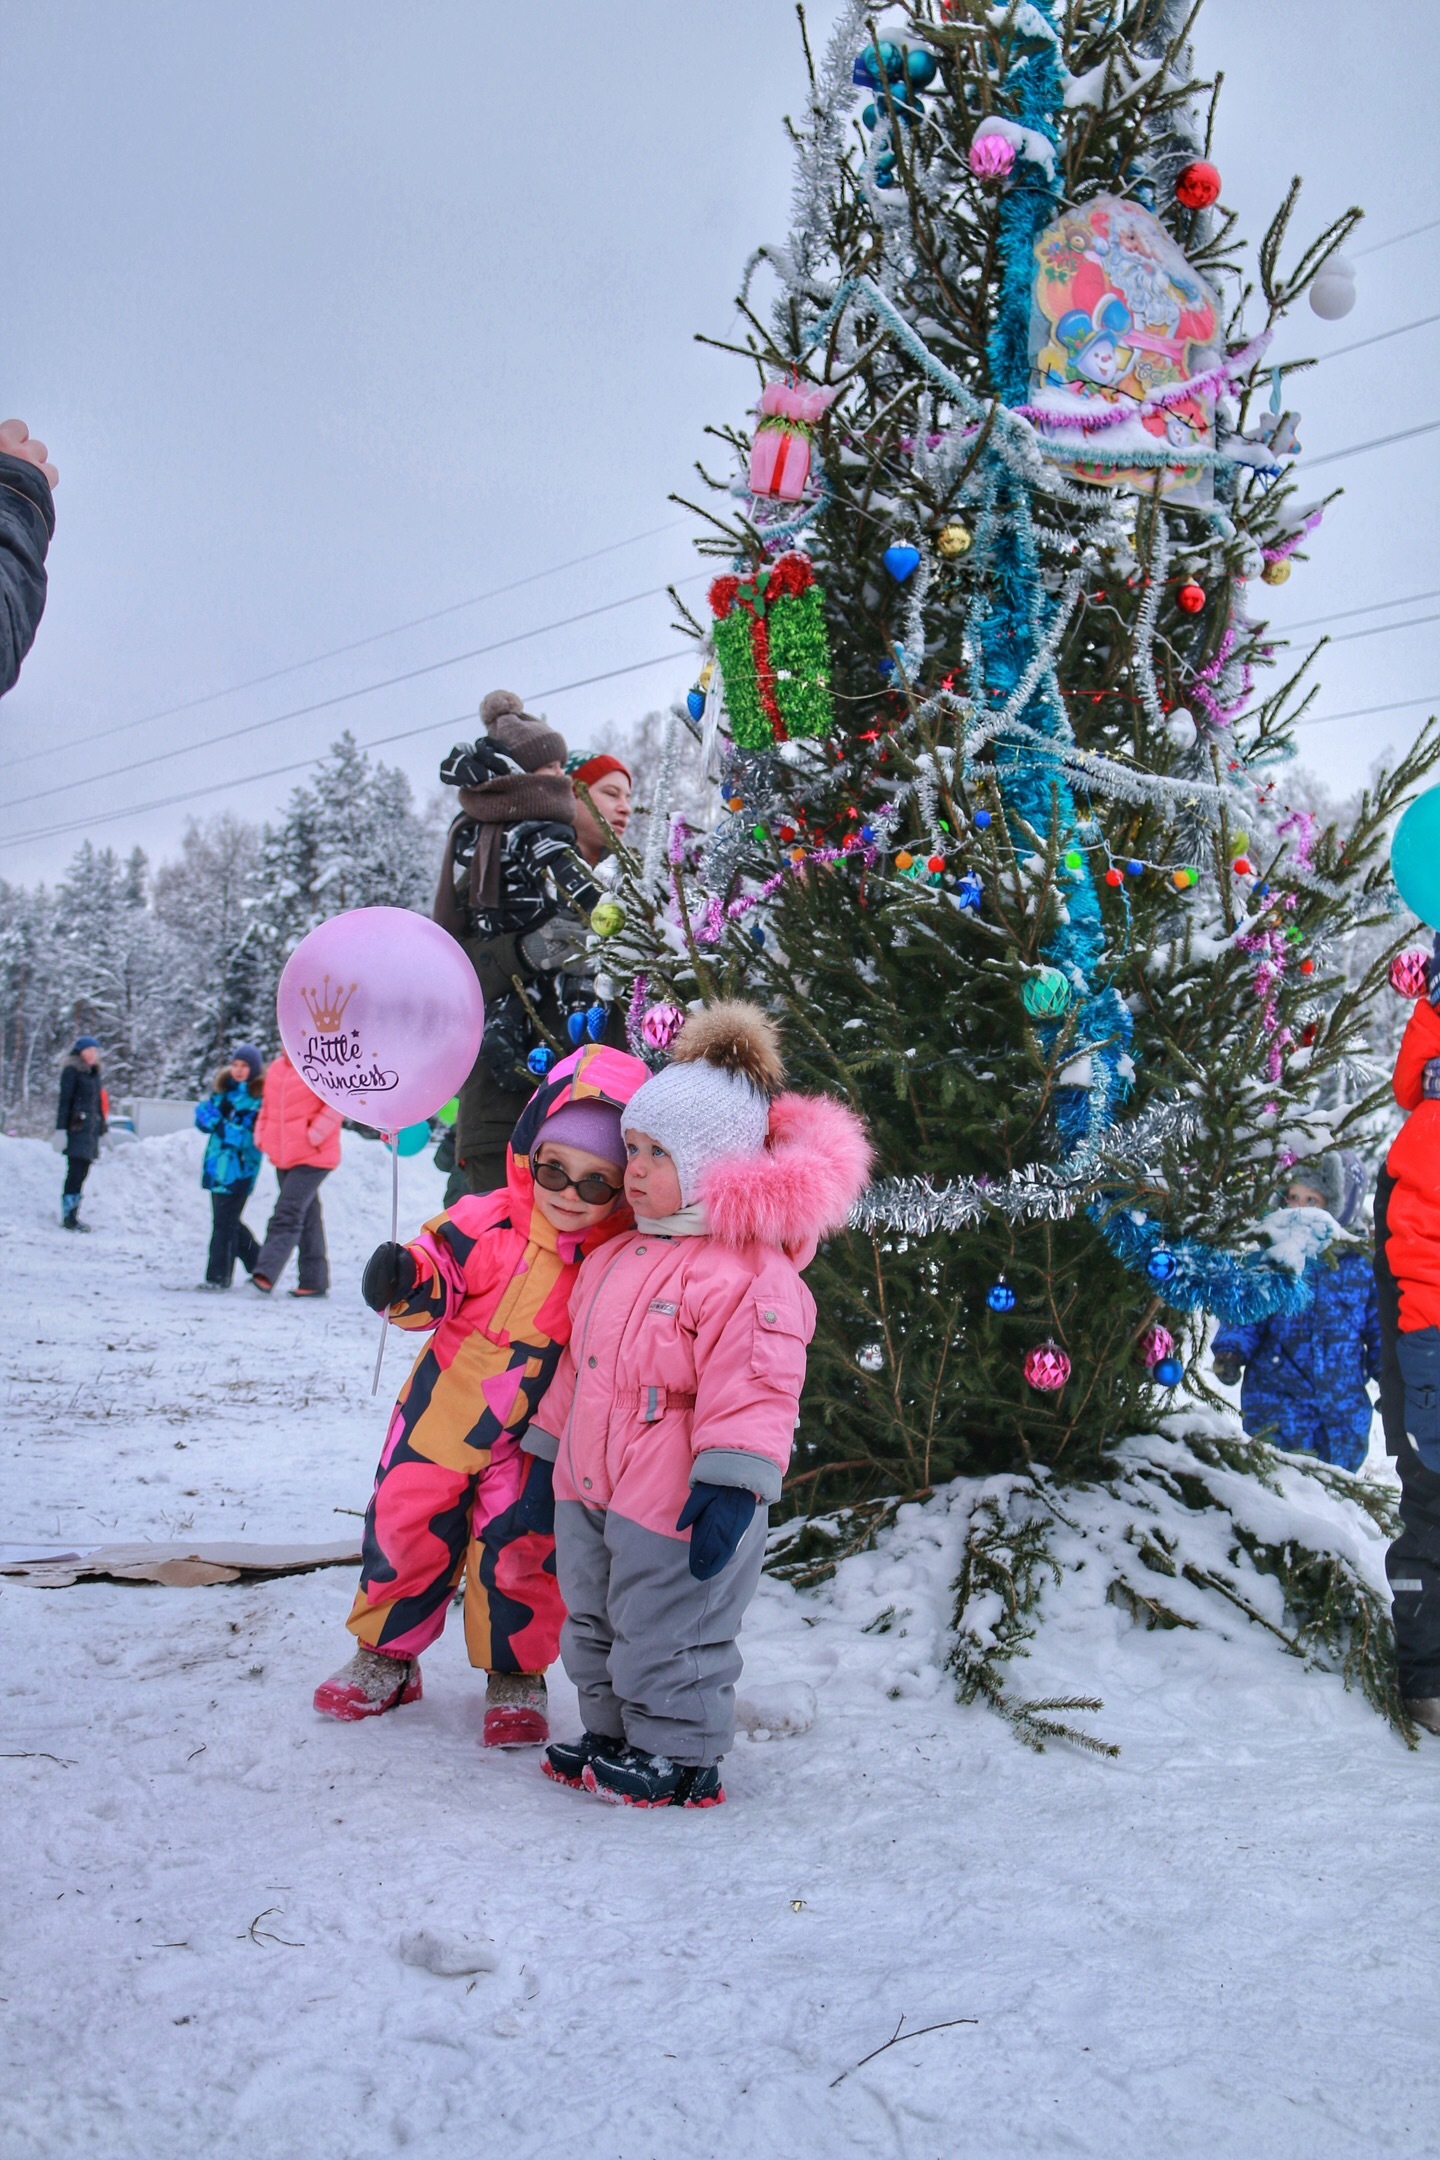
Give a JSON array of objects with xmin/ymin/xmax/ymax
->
[{"xmin": 532, "ymin": 1155, "xmax": 623, "ymax": 1205}]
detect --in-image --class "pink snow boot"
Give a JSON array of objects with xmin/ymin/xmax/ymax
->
[
  {"xmin": 313, "ymin": 1647, "xmax": 422, "ymax": 1721},
  {"xmin": 483, "ymin": 1670, "xmax": 549, "ymax": 1747}
]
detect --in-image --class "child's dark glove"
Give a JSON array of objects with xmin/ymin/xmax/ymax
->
[
  {"xmin": 677, "ymin": 1482, "xmax": 757, "ymax": 1582},
  {"xmin": 362, "ymin": 1241, "xmax": 417, "ymax": 1312},
  {"xmin": 1212, "ymin": 1350, "xmax": 1244, "ymax": 1388}
]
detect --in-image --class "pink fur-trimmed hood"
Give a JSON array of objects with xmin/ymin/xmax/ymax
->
[{"xmin": 699, "ymin": 1091, "xmax": 872, "ymax": 1264}]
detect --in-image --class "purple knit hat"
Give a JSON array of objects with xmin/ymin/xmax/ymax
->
[{"xmin": 536, "ymin": 1098, "xmax": 627, "ymax": 1169}]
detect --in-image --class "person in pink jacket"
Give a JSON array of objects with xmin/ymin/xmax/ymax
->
[
  {"xmin": 251, "ymin": 1048, "xmax": 344, "ymax": 1298},
  {"xmin": 528, "ymin": 1001, "xmax": 871, "ymax": 1809}
]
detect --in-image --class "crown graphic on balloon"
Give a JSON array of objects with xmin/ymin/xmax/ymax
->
[{"xmin": 300, "ymin": 976, "xmax": 358, "ymax": 1033}]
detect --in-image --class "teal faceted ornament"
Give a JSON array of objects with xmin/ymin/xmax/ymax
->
[
  {"xmin": 1392, "ymin": 783, "xmax": 1440, "ymax": 927},
  {"xmin": 1022, "ymin": 966, "xmax": 1071, "ymax": 1019}
]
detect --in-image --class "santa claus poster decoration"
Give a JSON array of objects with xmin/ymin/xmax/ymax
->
[{"xmin": 1026, "ymin": 195, "xmax": 1222, "ymax": 505}]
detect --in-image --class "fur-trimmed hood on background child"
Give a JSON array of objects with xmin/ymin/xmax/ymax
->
[{"xmin": 699, "ymin": 1091, "xmax": 872, "ymax": 1269}]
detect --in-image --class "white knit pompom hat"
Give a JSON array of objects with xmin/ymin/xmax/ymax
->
[{"xmin": 623, "ymin": 1002, "xmax": 783, "ymax": 1206}]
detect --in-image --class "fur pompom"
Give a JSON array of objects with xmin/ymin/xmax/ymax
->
[
  {"xmin": 701, "ymin": 1092, "xmax": 873, "ymax": 1260},
  {"xmin": 670, "ymin": 1001, "xmax": 784, "ymax": 1095},
  {"xmin": 480, "ymin": 687, "xmax": 527, "ymax": 726}
]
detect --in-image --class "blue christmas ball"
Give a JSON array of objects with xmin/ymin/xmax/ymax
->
[
  {"xmin": 585, "ymin": 1003, "xmax": 608, "ymax": 1042},
  {"xmin": 859, "ymin": 823, "xmax": 876, "ymax": 843},
  {"xmin": 877, "ymin": 658, "xmax": 896, "ymax": 679},
  {"xmin": 956, "ymin": 872, "xmax": 983, "ymax": 910},
  {"xmin": 565, "ymin": 1011, "xmax": 587, "ymax": 1047},
  {"xmin": 906, "ymin": 47, "xmax": 939, "ymax": 87},
  {"xmin": 987, "ymin": 1282, "xmax": 1017, "ymax": 1313},
  {"xmin": 1147, "ymin": 1248, "xmax": 1177, "ymax": 1284},
  {"xmin": 1153, "ymin": 1356, "xmax": 1184, "ymax": 1387},
  {"xmin": 862, "ymin": 99, "xmax": 879, "ymax": 130},
  {"xmin": 751, "ymin": 925, "xmax": 766, "ymax": 947},
  {"xmin": 875, "ymin": 151, "xmax": 898, "ymax": 180},
  {"xmin": 883, "ymin": 542, "xmax": 921, "ymax": 582},
  {"xmin": 974, "ymin": 809, "xmax": 992, "ymax": 829},
  {"xmin": 686, "ymin": 686, "xmax": 706, "ymax": 722},
  {"xmin": 1126, "ymin": 859, "xmax": 1144, "ymax": 878},
  {"xmin": 526, "ymin": 1046, "xmax": 556, "ymax": 1078}
]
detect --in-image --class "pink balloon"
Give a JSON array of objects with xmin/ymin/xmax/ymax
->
[{"xmin": 276, "ymin": 907, "xmax": 484, "ymax": 1131}]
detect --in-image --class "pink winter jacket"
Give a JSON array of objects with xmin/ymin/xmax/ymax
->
[
  {"xmin": 531, "ymin": 1092, "xmax": 871, "ymax": 1541},
  {"xmin": 253, "ymin": 1051, "xmax": 343, "ymax": 1171}
]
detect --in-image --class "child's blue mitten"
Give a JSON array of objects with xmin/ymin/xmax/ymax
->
[{"xmin": 677, "ymin": 1482, "xmax": 757, "ymax": 1581}]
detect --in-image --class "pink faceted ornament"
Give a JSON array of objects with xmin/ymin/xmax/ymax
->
[
  {"xmin": 1024, "ymin": 1340, "xmax": 1071, "ymax": 1392},
  {"xmin": 276, "ymin": 906, "xmax": 485, "ymax": 1132},
  {"xmin": 969, "ymin": 132, "xmax": 1017, "ymax": 181},
  {"xmin": 1390, "ymin": 949, "xmax": 1430, "ymax": 999},
  {"xmin": 640, "ymin": 1001, "xmax": 686, "ymax": 1051},
  {"xmin": 1140, "ymin": 1324, "xmax": 1175, "ymax": 1368}
]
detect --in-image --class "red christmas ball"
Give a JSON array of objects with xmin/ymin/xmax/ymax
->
[
  {"xmin": 1175, "ymin": 160, "xmax": 1221, "ymax": 210},
  {"xmin": 1390, "ymin": 949, "xmax": 1430, "ymax": 999},
  {"xmin": 1300, "ymin": 1022, "xmax": 1318, "ymax": 1047},
  {"xmin": 1177, "ymin": 582, "xmax": 1206, "ymax": 615},
  {"xmin": 1232, "ymin": 856, "xmax": 1253, "ymax": 876},
  {"xmin": 1105, "ymin": 866, "xmax": 1123, "ymax": 888},
  {"xmin": 1024, "ymin": 1340, "xmax": 1071, "ymax": 1392},
  {"xmin": 926, "ymin": 854, "xmax": 945, "ymax": 873},
  {"xmin": 1298, "ymin": 957, "xmax": 1315, "ymax": 976}
]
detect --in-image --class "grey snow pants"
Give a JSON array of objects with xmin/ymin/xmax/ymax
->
[
  {"xmin": 254, "ymin": 1165, "xmax": 330, "ymax": 1292},
  {"xmin": 555, "ymin": 1499, "xmax": 767, "ymax": 1765}
]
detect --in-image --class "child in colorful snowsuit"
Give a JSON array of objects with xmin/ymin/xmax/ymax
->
[
  {"xmin": 314, "ymin": 1041, "xmax": 648, "ymax": 1745},
  {"xmin": 530, "ymin": 1003, "xmax": 872, "ymax": 1808},
  {"xmin": 1211, "ymin": 1151, "xmax": 1381, "ymax": 1471},
  {"xmin": 1377, "ymin": 963, "xmax": 1440, "ymax": 1730},
  {"xmin": 193, "ymin": 1045, "xmax": 264, "ymax": 1289}
]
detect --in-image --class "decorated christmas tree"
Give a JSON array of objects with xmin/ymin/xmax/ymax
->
[{"xmin": 581, "ymin": 0, "xmax": 1438, "ymax": 1731}]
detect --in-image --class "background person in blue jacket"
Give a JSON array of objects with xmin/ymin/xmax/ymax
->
[
  {"xmin": 194, "ymin": 1046, "xmax": 265, "ymax": 1289},
  {"xmin": 1212, "ymin": 1151, "xmax": 1381, "ymax": 1472}
]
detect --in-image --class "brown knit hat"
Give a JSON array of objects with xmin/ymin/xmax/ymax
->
[{"xmin": 480, "ymin": 688, "xmax": 567, "ymax": 773}]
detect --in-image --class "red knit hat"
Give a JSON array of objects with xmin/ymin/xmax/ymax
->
[{"xmin": 570, "ymin": 752, "xmax": 631, "ymax": 789}]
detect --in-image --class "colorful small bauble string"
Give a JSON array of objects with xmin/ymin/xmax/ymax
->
[{"xmin": 1024, "ymin": 1341, "xmax": 1071, "ymax": 1391}]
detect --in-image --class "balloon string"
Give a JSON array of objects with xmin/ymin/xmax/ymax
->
[{"xmin": 371, "ymin": 1135, "xmax": 399, "ymax": 1398}]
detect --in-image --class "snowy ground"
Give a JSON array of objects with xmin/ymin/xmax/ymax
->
[{"xmin": 1, "ymin": 1131, "xmax": 1436, "ymax": 2160}]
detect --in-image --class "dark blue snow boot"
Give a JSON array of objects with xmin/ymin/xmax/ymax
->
[
  {"xmin": 542, "ymin": 1731, "xmax": 611, "ymax": 1791},
  {"xmin": 581, "ymin": 1742, "xmax": 725, "ymax": 1809}
]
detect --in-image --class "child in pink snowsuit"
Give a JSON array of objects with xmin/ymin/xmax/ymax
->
[{"xmin": 528, "ymin": 1002, "xmax": 871, "ymax": 1808}]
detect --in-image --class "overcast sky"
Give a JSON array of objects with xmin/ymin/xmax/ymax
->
[{"xmin": 1, "ymin": 1, "xmax": 1436, "ymax": 884}]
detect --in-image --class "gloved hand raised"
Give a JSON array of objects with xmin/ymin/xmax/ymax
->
[
  {"xmin": 361, "ymin": 1241, "xmax": 417, "ymax": 1312},
  {"xmin": 677, "ymin": 1481, "xmax": 757, "ymax": 1582}
]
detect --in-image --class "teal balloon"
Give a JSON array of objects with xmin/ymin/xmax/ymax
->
[
  {"xmin": 396, "ymin": 1122, "xmax": 431, "ymax": 1156},
  {"xmin": 1392, "ymin": 785, "xmax": 1440, "ymax": 926}
]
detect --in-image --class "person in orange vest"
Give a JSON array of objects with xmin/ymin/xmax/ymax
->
[
  {"xmin": 1376, "ymin": 942, "xmax": 1440, "ymax": 1733},
  {"xmin": 250, "ymin": 1048, "xmax": 343, "ymax": 1297}
]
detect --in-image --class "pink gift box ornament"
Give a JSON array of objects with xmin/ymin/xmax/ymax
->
[{"xmin": 748, "ymin": 379, "xmax": 838, "ymax": 501}]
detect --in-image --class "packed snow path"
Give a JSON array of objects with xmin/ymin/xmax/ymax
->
[{"xmin": 1, "ymin": 1132, "xmax": 1434, "ymax": 2159}]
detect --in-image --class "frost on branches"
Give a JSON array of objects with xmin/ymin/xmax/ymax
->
[{"xmin": 584, "ymin": 0, "xmax": 1436, "ymax": 1735}]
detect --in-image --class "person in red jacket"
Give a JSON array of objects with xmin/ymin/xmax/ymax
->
[
  {"xmin": 1377, "ymin": 952, "xmax": 1440, "ymax": 1733},
  {"xmin": 250, "ymin": 1048, "xmax": 343, "ymax": 1297}
]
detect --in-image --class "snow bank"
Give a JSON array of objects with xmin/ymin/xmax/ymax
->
[{"xmin": 1, "ymin": 1133, "xmax": 1433, "ymax": 2158}]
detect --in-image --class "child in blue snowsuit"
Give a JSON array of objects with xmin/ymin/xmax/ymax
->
[
  {"xmin": 1212, "ymin": 1151, "xmax": 1382, "ymax": 1472},
  {"xmin": 194, "ymin": 1045, "xmax": 265, "ymax": 1289}
]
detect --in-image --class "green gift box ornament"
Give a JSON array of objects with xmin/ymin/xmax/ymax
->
[{"xmin": 708, "ymin": 552, "xmax": 835, "ymax": 752}]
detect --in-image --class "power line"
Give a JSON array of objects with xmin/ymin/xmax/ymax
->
[
  {"xmin": 1301, "ymin": 417, "xmax": 1440, "ymax": 471},
  {"xmin": 1278, "ymin": 586, "xmax": 1440, "ymax": 635},
  {"xmin": 3, "ymin": 576, "xmax": 705, "ymax": 814},
  {"xmin": 1326, "ymin": 610, "xmax": 1440, "ymax": 647},
  {"xmin": 1306, "ymin": 310, "xmax": 1440, "ymax": 366},
  {"xmin": 1296, "ymin": 690, "xmax": 1440, "ymax": 730},
  {"xmin": 0, "ymin": 515, "xmax": 691, "ymax": 776},
  {"xmin": 0, "ymin": 648, "xmax": 695, "ymax": 855},
  {"xmin": 1353, "ymin": 214, "xmax": 1440, "ymax": 259}
]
